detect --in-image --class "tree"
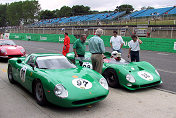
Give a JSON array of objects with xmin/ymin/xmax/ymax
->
[
  {"xmin": 6, "ymin": 1, "xmax": 23, "ymax": 26},
  {"xmin": 39, "ymin": 10, "xmax": 56, "ymax": 20},
  {"xmin": 6, "ymin": 0, "xmax": 40, "ymax": 26},
  {"xmin": 22, "ymin": 0, "xmax": 40, "ymax": 24},
  {"xmin": 56, "ymin": 6, "xmax": 72, "ymax": 17},
  {"xmin": 141, "ymin": 6, "xmax": 154, "ymax": 10},
  {"xmin": 0, "ymin": 4, "xmax": 7, "ymax": 27},
  {"xmin": 115, "ymin": 4, "xmax": 134, "ymax": 14},
  {"xmin": 72, "ymin": 5, "xmax": 90, "ymax": 16}
]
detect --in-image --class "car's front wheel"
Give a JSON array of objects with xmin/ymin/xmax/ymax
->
[
  {"xmin": 102, "ymin": 68, "xmax": 120, "ymax": 88},
  {"xmin": 34, "ymin": 80, "xmax": 47, "ymax": 106},
  {"xmin": 8, "ymin": 64, "xmax": 15, "ymax": 84}
]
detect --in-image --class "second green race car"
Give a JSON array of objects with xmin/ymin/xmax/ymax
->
[
  {"xmin": 66, "ymin": 51, "xmax": 162, "ymax": 90},
  {"xmin": 7, "ymin": 53, "xmax": 109, "ymax": 107}
]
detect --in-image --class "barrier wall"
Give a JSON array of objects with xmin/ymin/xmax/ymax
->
[{"xmin": 8, "ymin": 33, "xmax": 176, "ymax": 53}]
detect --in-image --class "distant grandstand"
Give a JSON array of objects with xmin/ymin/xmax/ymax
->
[
  {"xmin": 123, "ymin": 6, "xmax": 176, "ymax": 19},
  {"xmin": 32, "ymin": 11, "xmax": 126, "ymax": 26},
  {"xmin": 30, "ymin": 6, "xmax": 176, "ymax": 27}
]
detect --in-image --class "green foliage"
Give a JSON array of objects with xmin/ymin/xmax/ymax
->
[
  {"xmin": 56, "ymin": 6, "xmax": 72, "ymax": 17},
  {"xmin": 6, "ymin": 0, "xmax": 40, "ymax": 26},
  {"xmin": 141, "ymin": 6, "xmax": 154, "ymax": 10},
  {"xmin": 72, "ymin": 5, "xmax": 90, "ymax": 16},
  {"xmin": 39, "ymin": 10, "xmax": 56, "ymax": 20},
  {"xmin": 6, "ymin": 1, "xmax": 23, "ymax": 26},
  {"xmin": 115, "ymin": 4, "xmax": 134, "ymax": 14},
  {"xmin": 0, "ymin": 4, "xmax": 7, "ymax": 27},
  {"xmin": 22, "ymin": 0, "xmax": 40, "ymax": 24}
]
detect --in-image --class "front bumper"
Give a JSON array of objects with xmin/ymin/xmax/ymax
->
[
  {"xmin": 46, "ymin": 90, "xmax": 109, "ymax": 108},
  {"xmin": 122, "ymin": 80, "xmax": 162, "ymax": 90}
]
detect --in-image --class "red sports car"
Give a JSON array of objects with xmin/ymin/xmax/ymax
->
[{"xmin": 0, "ymin": 39, "xmax": 26, "ymax": 58}]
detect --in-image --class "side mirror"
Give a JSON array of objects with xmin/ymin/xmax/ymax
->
[{"xmin": 17, "ymin": 59, "xmax": 22, "ymax": 63}]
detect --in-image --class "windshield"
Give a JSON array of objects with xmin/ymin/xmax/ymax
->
[
  {"xmin": 36, "ymin": 56, "xmax": 76, "ymax": 69},
  {"xmin": 104, "ymin": 58, "xmax": 129, "ymax": 65},
  {"xmin": 0, "ymin": 40, "xmax": 16, "ymax": 46}
]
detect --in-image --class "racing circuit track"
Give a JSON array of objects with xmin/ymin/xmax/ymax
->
[{"xmin": 0, "ymin": 40, "xmax": 176, "ymax": 118}]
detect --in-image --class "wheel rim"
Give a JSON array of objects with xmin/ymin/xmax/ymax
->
[
  {"xmin": 8, "ymin": 66, "xmax": 13, "ymax": 81},
  {"xmin": 106, "ymin": 73, "xmax": 115, "ymax": 84},
  {"xmin": 35, "ymin": 82, "xmax": 44, "ymax": 101}
]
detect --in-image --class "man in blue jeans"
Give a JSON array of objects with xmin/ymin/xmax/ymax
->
[{"xmin": 128, "ymin": 35, "xmax": 143, "ymax": 62}]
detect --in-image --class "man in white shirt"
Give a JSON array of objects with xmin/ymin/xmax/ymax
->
[
  {"xmin": 110, "ymin": 31, "xmax": 124, "ymax": 53},
  {"xmin": 128, "ymin": 35, "xmax": 143, "ymax": 62}
]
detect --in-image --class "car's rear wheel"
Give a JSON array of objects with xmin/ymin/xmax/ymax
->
[
  {"xmin": 102, "ymin": 68, "xmax": 120, "ymax": 88},
  {"xmin": 8, "ymin": 64, "xmax": 15, "ymax": 84},
  {"xmin": 34, "ymin": 80, "xmax": 47, "ymax": 106}
]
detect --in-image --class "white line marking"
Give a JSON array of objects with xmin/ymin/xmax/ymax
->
[
  {"xmin": 157, "ymin": 53, "xmax": 169, "ymax": 55},
  {"xmin": 157, "ymin": 68, "xmax": 176, "ymax": 74},
  {"xmin": 155, "ymin": 87, "xmax": 176, "ymax": 95}
]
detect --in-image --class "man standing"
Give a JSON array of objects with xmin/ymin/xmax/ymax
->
[
  {"xmin": 128, "ymin": 35, "xmax": 143, "ymax": 62},
  {"xmin": 73, "ymin": 34, "xmax": 86, "ymax": 60},
  {"xmin": 110, "ymin": 31, "xmax": 124, "ymax": 53},
  {"xmin": 62, "ymin": 32, "xmax": 70, "ymax": 56},
  {"xmin": 88, "ymin": 28, "xmax": 105, "ymax": 74}
]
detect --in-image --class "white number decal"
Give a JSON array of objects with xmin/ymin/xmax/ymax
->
[
  {"xmin": 82, "ymin": 62, "xmax": 92, "ymax": 69},
  {"xmin": 72, "ymin": 78, "xmax": 92, "ymax": 89},
  {"xmin": 138, "ymin": 71, "xmax": 153, "ymax": 81},
  {"xmin": 20, "ymin": 66, "xmax": 27, "ymax": 82}
]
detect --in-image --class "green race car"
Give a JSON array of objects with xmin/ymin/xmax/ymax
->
[
  {"xmin": 7, "ymin": 53, "xmax": 109, "ymax": 107},
  {"xmin": 66, "ymin": 52, "xmax": 162, "ymax": 90}
]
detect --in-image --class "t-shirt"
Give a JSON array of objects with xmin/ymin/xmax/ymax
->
[
  {"xmin": 110, "ymin": 36, "xmax": 124, "ymax": 50},
  {"xmin": 129, "ymin": 40, "xmax": 140, "ymax": 51},
  {"xmin": 73, "ymin": 39, "xmax": 86, "ymax": 56}
]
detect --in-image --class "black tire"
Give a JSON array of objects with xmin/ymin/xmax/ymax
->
[
  {"xmin": 8, "ymin": 64, "xmax": 15, "ymax": 84},
  {"xmin": 102, "ymin": 68, "xmax": 120, "ymax": 88},
  {"xmin": 34, "ymin": 80, "xmax": 47, "ymax": 106}
]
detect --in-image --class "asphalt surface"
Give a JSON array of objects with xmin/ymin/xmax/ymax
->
[
  {"xmin": 0, "ymin": 40, "xmax": 176, "ymax": 118},
  {"xmin": 12, "ymin": 40, "xmax": 176, "ymax": 93}
]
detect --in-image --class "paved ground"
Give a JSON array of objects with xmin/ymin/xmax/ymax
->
[{"xmin": 0, "ymin": 40, "xmax": 176, "ymax": 118}]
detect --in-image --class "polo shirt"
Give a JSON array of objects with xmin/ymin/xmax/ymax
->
[
  {"xmin": 129, "ymin": 40, "xmax": 140, "ymax": 51},
  {"xmin": 110, "ymin": 35, "xmax": 124, "ymax": 50},
  {"xmin": 73, "ymin": 39, "xmax": 86, "ymax": 55}
]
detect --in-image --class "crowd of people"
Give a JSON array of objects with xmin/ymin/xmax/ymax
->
[{"xmin": 62, "ymin": 28, "xmax": 142, "ymax": 74}]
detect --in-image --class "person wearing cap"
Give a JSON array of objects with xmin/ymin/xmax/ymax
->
[
  {"xmin": 88, "ymin": 28, "xmax": 105, "ymax": 74},
  {"xmin": 128, "ymin": 35, "xmax": 142, "ymax": 62},
  {"xmin": 111, "ymin": 51, "xmax": 122, "ymax": 61},
  {"xmin": 110, "ymin": 31, "xmax": 124, "ymax": 53},
  {"xmin": 73, "ymin": 34, "xmax": 87, "ymax": 65},
  {"xmin": 62, "ymin": 32, "xmax": 70, "ymax": 56}
]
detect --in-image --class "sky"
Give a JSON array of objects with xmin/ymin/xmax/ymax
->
[{"xmin": 1, "ymin": 0, "xmax": 176, "ymax": 11}]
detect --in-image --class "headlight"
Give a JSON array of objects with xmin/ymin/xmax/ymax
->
[
  {"xmin": 54, "ymin": 84, "xmax": 68, "ymax": 98},
  {"xmin": 126, "ymin": 74, "xmax": 136, "ymax": 83},
  {"xmin": 155, "ymin": 70, "xmax": 160, "ymax": 77},
  {"xmin": 99, "ymin": 78, "xmax": 108, "ymax": 90},
  {"xmin": 0, "ymin": 48, "xmax": 7, "ymax": 54},
  {"xmin": 20, "ymin": 48, "xmax": 25, "ymax": 54}
]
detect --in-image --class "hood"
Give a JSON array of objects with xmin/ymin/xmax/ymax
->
[
  {"xmin": 0, "ymin": 45, "xmax": 25, "ymax": 56},
  {"xmin": 122, "ymin": 63, "xmax": 160, "ymax": 84},
  {"xmin": 40, "ymin": 67, "xmax": 101, "ymax": 87},
  {"xmin": 40, "ymin": 67, "xmax": 107, "ymax": 98},
  {"xmin": 122, "ymin": 63, "xmax": 144, "ymax": 72}
]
